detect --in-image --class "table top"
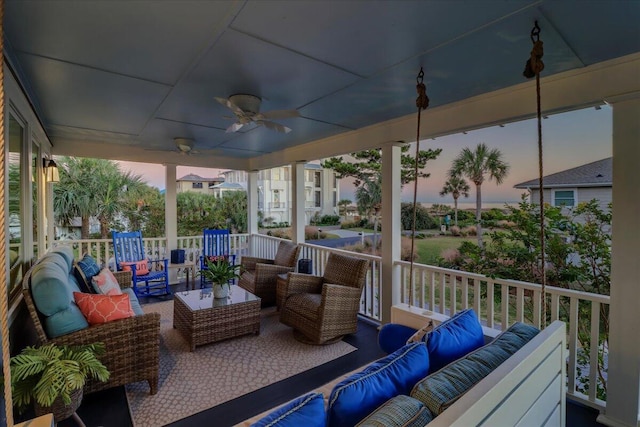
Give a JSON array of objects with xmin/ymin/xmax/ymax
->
[
  {"xmin": 168, "ymin": 261, "xmax": 195, "ymax": 267},
  {"xmin": 174, "ymin": 287, "xmax": 259, "ymax": 311}
]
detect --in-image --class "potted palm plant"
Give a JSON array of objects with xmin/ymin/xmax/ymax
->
[
  {"xmin": 4, "ymin": 342, "xmax": 110, "ymax": 423},
  {"xmin": 199, "ymin": 256, "xmax": 242, "ymax": 298}
]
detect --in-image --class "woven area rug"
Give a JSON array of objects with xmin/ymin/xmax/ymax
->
[{"xmin": 125, "ymin": 300, "xmax": 356, "ymax": 427}]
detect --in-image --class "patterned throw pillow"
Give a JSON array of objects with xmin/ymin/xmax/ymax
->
[
  {"xmin": 73, "ymin": 292, "xmax": 133, "ymax": 325},
  {"xmin": 77, "ymin": 254, "xmax": 101, "ymax": 280},
  {"xmin": 91, "ymin": 267, "xmax": 123, "ymax": 295},
  {"xmin": 120, "ymin": 260, "xmax": 150, "ymax": 276}
]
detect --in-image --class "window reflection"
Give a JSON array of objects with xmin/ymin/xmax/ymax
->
[{"xmin": 8, "ymin": 115, "xmax": 24, "ymax": 300}]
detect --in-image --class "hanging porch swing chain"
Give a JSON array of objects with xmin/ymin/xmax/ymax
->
[
  {"xmin": 524, "ymin": 20, "xmax": 547, "ymax": 328},
  {"xmin": 409, "ymin": 68, "xmax": 430, "ymax": 307}
]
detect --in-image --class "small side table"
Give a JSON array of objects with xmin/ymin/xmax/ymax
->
[{"xmin": 168, "ymin": 261, "xmax": 196, "ymax": 290}]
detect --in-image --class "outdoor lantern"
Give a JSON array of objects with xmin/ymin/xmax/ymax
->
[{"xmin": 43, "ymin": 158, "xmax": 60, "ymax": 183}]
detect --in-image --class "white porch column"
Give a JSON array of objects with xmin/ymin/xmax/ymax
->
[
  {"xmin": 598, "ymin": 94, "xmax": 640, "ymax": 427},
  {"xmin": 291, "ymin": 162, "xmax": 306, "ymax": 245},
  {"xmin": 381, "ymin": 143, "xmax": 402, "ymax": 324},
  {"xmin": 247, "ymin": 171, "xmax": 259, "ymax": 255},
  {"xmin": 164, "ymin": 164, "xmax": 178, "ymax": 283}
]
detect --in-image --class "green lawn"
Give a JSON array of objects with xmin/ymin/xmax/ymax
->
[{"xmin": 414, "ymin": 236, "xmax": 478, "ymax": 265}]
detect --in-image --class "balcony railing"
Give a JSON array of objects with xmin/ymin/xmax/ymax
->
[{"xmin": 51, "ymin": 232, "xmax": 608, "ymax": 412}]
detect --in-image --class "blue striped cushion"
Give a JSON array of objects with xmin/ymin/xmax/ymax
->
[
  {"xmin": 327, "ymin": 343, "xmax": 430, "ymax": 427},
  {"xmin": 412, "ymin": 322, "xmax": 539, "ymax": 415},
  {"xmin": 251, "ymin": 393, "xmax": 325, "ymax": 427},
  {"xmin": 356, "ymin": 395, "xmax": 433, "ymax": 427}
]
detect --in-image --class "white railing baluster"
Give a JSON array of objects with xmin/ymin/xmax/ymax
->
[
  {"xmin": 501, "ymin": 283, "xmax": 509, "ymax": 331},
  {"xmin": 439, "ymin": 273, "xmax": 446, "ymax": 315},
  {"xmin": 589, "ymin": 301, "xmax": 600, "ymax": 403},
  {"xmin": 473, "ymin": 278, "xmax": 481, "ymax": 319},
  {"xmin": 551, "ymin": 293, "xmax": 560, "ymax": 322},
  {"xmin": 568, "ymin": 297, "xmax": 579, "ymax": 396},
  {"xmin": 429, "ymin": 271, "xmax": 436, "ymax": 311},
  {"xmin": 533, "ymin": 290, "xmax": 541, "ymax": 329},
  {"xmin": 450, "ymin": 274, "xmax": 457, "ymax": 316},
  {"xmin": 516, "ymin": 287, "xmax": 524, "ymax": 322},
  {"xmin": 487, "ymin": 281, "xmax": 495, "ymax": 329}
]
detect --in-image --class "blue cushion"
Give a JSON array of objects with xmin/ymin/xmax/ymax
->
[
  {"xmin": 426, "ymin": 309, "xmax": 484, "ymax": 373},
  {"xmin": 251, "ymin": 393, "xmax": 325, "ymax": 427},
  {"xmin": 51, "ymin": 246, "xmax": 75, "ymax": 270},
  {"xmin": 356, "ymin": 395, "xmax": 433, "ymax": 427},
  {"xmin": 378, "ymin": 323, "xmax": 419, "ymax": 354},
  {"xmin": 327, "ymin": 342, "xmax": 430, "ymax": 427},
  {"xmin": 122, "ymin": 288, "xmax": 144, "ymax": 316},
  {"xmin": 31, "ymin": 262, "xmax": 81, "ymax": 316},
  {"xmin": 412, "ymin": 322, "xmax": 539, "ymax": 415},
  {"xmin": 44, "ymin": 304, "xmax": 89, "ymax": 338},
  {"xmin": 77, "ymin": 254, "xmax": 101, "ymax": 281}
]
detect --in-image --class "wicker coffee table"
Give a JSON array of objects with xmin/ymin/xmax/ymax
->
[{"xmin": 173, "ymin": 287, "xmax": 261, "ymax": 351}]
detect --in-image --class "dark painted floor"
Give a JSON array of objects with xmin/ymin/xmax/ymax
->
[{"xmin": 19, "ymin": 281, "xmax": 604, "ymax": 427}]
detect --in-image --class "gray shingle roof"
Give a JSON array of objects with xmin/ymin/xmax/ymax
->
[
  {"xmin": 514, "ymin": 157, "xmax": 612, "ymax": 189},
  {"xmin": 177, "ymin": 173, "xmax": 223, "ymax": 182}
]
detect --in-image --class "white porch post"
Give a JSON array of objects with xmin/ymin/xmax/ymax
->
[
  {"xmin": 164, "ymin": 164, "xmax": 178, "ymax": 283},
  {"xmin": 247, "ymin": 171, "xmax": 259, "ymax": 255},
  {"xmin": 598, "ymin": 94, "xmax": 640, "ymax": 427},
  {"xmin": 291, "ymin": 162, "xmax": 306, "ymax": 245},
  {"xmin": 381, "ymin": 143, "xmax": 402, "ymax": 324}
]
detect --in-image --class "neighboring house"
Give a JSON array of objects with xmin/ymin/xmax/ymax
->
[
  {"xmin": 210, "ymin": 181, "xmax": 245, "ymax": 198},
  {"xmin": 222, "ymin": 163, "xmax": 339, "ymax": 225},
  {"xmin": 55, "ymin": 217, "xmax": 100, "ymax": 240},
  {"xmin": 514, "ymin": 157, "xmax": 612, "ymax": 213},
  {"xmin": 176, "ymin": 173, "xmax": 224, "ymax": 195}
]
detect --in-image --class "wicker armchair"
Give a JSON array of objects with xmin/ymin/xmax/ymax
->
[
  {"xmin": 238, "ymin": 241, "xmax": 300, "ymax": 306},
  {"xmin": 23, "ymin": 268, "xmax": 161, "ymax": 395},
  {"xmin": 279, "ymin": 253, "xmax": 370, "ymax": 345}
]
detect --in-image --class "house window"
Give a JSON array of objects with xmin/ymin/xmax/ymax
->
[
  {"xmin": 553, "ymin": 190, "xmax": 576, "ymax": 207},
  {"xmin": 314, "ymin": 171, "xmax": 321, "ymax": 188},
  {"xmin": 333, "ymin": 174, "xmax": 337, "ymax": 189},
  {"xmin": 192, "ymin": 182, "xmax": 203, "ymax": 189},
  {"xmin": 273, "ymin": 168, "xmax": 281, "ymax": 181},
  {"xmin": 333, "ymin": 191, "xmax": 337, "ymax": 207},
  {"xmin": 315, "ymin": 191, "xmax": 321, "ymax": 207}
]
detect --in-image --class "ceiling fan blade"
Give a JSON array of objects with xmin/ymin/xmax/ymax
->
[
  {"xmin": 257, "ymin": 120, "xmax": 291, "ymax": 134},
  {"xmin": 226, "ymin": 122, "xmax": 246, "ymax": 133},
  {"xmin": 215, "ymin": 97, "xmax": 246, "ymax": 117},
  {"xmin": 258, "ymin": 109, "xmax": 300, "ymax": 120}
]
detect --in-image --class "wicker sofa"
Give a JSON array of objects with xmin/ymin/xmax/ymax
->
[{"xmin": 22, "ymin": 246, "xmax": 160, "ymax": 395}]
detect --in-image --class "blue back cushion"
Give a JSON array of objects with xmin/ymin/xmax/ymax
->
[
  {"xmin": 251, "ymin": 393, "xmax": 325, "ymax": 427},
  {"xmin": 426, "ymin": 309, "xmax": 484, "ymax": 373},
  {"xmin": 327, "ymin": 342, "xmax": 430, "ymax": 427},
  {"xmin": 77, "ymin": 254, "xmax": 101, "ymax": 281},
  {"xmin": 378, "ymin": 323, "xmax": 419, "ymax": 354}
]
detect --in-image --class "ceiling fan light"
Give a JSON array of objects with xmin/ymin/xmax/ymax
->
[{"xmin": 174, "ymin": 137, "xmax": 194, "ymax": 152}]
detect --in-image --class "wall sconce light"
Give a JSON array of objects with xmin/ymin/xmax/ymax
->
[{"xmin": 43, "ymin": 158, "xmax": 60, "ymax": 183}]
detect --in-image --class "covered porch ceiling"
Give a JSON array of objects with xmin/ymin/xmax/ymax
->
[{"xmin": 4, "ymin": 1, "xmax": 640, "ymax": 171}]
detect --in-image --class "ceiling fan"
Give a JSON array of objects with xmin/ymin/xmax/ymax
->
[
  {"xmin": 173, "ymin": 138, "xmax": 201, "ymax": 155},
  {"xmin": 215, "ymin": 94, "xmax": 299, "ymax": 134}
]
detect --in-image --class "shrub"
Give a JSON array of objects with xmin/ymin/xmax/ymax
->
[
  {"xmin": 340, "ymin": 220, "xmax": 359, "ymax": 229},
  {"xmin": 462, "ymin": 225, "xmax": 477, "ymax": 236},
  {"xmin": 450, "ymin": 226, "xmax": 461, "ymax": 236},
  {"xmin": 401, "ymin": 203, "xmax": 437, "ymax": 230},
  {"xmin": 305, "ymin": 226, "xmax": 328, "ymax": 240},
  {"xmin": 440, "ymin": 248, "xmax": 461, "ymax": 264}
]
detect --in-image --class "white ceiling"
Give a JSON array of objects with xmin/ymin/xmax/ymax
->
[{"xmin": 4, "ymin": 1, "xmax": 640, "ymax": 169}]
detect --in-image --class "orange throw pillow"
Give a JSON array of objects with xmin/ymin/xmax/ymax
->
[
  {"xmin": 74, "ymin": 292, "xmax": 133, "ymax": 325},
  {"xmin": 120, "ymin": 260, "xmax": 150, "ymax": 276}
]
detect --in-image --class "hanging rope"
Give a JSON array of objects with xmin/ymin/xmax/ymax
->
[
  {"xmin": 409, "ymin": 68, "xmax": 429, "ymax": 307},
  {"xmin": 1, "ymin": 0, "xmax": 16, "ymax": 424},
  {"xmin": 523, "ymin": 21, "xmax": 547, "ymax": 328}
]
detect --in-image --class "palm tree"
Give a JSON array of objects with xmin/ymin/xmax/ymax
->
[
  {"xmin": 355, "ymin": 177, "xmax": 382, "ymax": 249},
  {"xmin": 450, "ymin": 143, "xmax": 509, "ymax": 247},
  {"xmin": 439, "ymin": 175, "xmax": 471, "ymax": 227}
]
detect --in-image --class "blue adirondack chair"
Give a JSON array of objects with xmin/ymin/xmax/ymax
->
[
  {"xmin": 112, "ymin": 230, "xmax": 171, "ymax": 297},
  {"xmin": 200, "ymin": 229, "xmax": 236, "ymax": 288}
]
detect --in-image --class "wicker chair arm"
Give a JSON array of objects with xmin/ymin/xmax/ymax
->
[
  {"xmin": 254, "ymin": 263, "xmax": 294, "ymax": 282},
  {"xmin": 114, "ymin": 270, "xmax": 132, "ymax": 289},
  {"xmin": 241, "ymin": 256, "xmax": 274, "ymax": 271},
  {"xmin": 284, "ymin": 273, "xmax": 324, "ymax": 297},
  {"xmin": 320, "ymin": 283, "xmax": 363, "ymax": 314}
]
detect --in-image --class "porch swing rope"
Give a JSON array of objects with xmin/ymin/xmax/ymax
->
[
  {"xmin": 523, "ymin": 21, "xmax": 547, "ymax": 328},
  {"xmin": 1, "ymin": 0, "xmax": 16, "ymax": 424},
  {"xmin": 409, "ymin": 68, "xmax": 430, "ymax": 307}
]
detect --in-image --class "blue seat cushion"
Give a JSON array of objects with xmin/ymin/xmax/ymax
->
[
  {"xmin": 426, "ymin": 309, "xmax": 484, "ymax": 373},
  {"xmin": 44, "ymin": 304, "xmax": 89, "ymax": 338},
  {"xmin": 411, "ymin": 322, "xmax": 540, "ymax": 415},
  {"xmin": 378, "ymin": 323, "xmax": 419, "ymax": 354},
  {"xmin": 327, "ymin": 342, "xmax": 430, "ymax": 427},
  {"xmin": 356, "ymin": 395, "xmax": 433, "ymax": 427},
  {"xmin": 250, "ymin": 393, "xmax": 325, "ymax": 427}
]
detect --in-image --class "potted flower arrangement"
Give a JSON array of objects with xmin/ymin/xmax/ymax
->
[
  {"xmin": 199, "ymin": 256, "xmax": 242, "ymax": 298},
  {"xmin": 3, "ymin": 342, "xmax": 110, "ymax": 423}
]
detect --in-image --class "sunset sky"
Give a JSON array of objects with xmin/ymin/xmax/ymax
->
[{"xmin": 118, "ymin": 106, "xmax": 612, "ymax": 205}]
